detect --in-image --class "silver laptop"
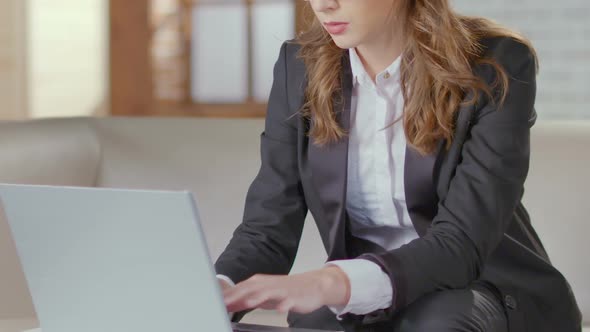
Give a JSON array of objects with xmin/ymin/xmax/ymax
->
[{"xmin": 0, "ymin": 184, "xmax": 334, "ymax": 332}]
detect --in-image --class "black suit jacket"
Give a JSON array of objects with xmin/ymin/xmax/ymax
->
[{"xmin": 215, "ymin": 36, "xmax": 582, "ymax": 331}]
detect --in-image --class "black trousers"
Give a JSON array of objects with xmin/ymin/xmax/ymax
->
[{"xmin": 287, "ymin": 281, "xmax": 508, "ymax": 332}]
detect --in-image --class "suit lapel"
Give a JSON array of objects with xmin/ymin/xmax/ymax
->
[
  {"xmin": 307, "ymin": 51, "xmax": 352, "ymax": 259},
  {"xmin": 404, "ymin": 97, "xmax": 476, "ymax": 236},
  {"xmin": 404, "ymin": 142, "xmax": 442, "ymax": 236},
  {"xmin": 435, "ymin": 97, "xmax": 477, "ymax": 201}
]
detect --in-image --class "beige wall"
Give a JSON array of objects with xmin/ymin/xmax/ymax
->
[
  {"xmin": 0, "ymin": 0, "xmax": 28, "ymax": 120},
  {"xmin": 0, "ymin": 0, "xmax": 108, "ymax": 121},
  {"xmin": 28, "ymin": 0, "xmax": 108, "ymax": 118}
]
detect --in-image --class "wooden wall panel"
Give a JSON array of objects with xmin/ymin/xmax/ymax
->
[{"xmin": 109, "ymin": 0, "xmax": 153, "ymax": 116}]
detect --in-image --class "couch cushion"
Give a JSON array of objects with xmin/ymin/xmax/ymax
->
[
  {"xmin": 0, "ymin": 118, "xmax": 100, "ymax": 186},
  {"xmin": 524, "ymin": 121, "xmax": 590, "ymax": 324}
]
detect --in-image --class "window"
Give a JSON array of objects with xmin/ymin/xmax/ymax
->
[{"xmin": 112, "ymin": 0, "xmax": 300, "ymax": 117}]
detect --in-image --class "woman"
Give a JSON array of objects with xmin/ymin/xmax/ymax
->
[{"xmin": 215, "ymin": 0, "xmax": 582, "ymax": 331}]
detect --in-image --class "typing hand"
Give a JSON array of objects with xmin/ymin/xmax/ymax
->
[
  {"xmin": 219, "ymin": 278, "xmax": 233, "ymax": 291},
  {"xmin": 222, "ymin": 266, "xmax": 350, "ymax": 314},
  {"xmin": 218, "ymin": 278, "xmax": 235, "ymax": 318}
]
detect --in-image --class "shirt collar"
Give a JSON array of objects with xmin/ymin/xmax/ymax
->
[{"xmin": 348, "ymin": 47, "xmax": 402, "ymax": 87}]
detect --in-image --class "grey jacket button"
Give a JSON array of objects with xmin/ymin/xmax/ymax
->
[{"xmin": 504, "ymin": 295, "xmax": 518, "ymax": 310}]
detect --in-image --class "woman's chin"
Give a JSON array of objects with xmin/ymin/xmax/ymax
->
[{"xmin": 331, "ymin": 36, "xmax": 358, "ymax": 50}]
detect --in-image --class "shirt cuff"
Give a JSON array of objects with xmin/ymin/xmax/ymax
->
[
  {"xmin": 325, "ymin": 259, "xmax": 393, "ymax": 319},
  {"xmin": 216, "ymin": 274, "xmax": 235, "ymax": 319},
  {"xmin": 216, "ymin": 274, "xmax": 236, "ymax": 287}
]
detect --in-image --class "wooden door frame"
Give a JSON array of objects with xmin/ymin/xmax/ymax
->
[{"xmin": 109, "ymin": 1, "xmax": 152, "ymax": 116}]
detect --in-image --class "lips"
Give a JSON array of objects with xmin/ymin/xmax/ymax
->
[{"xmin": 324, "ymin": 22, "xmax": 349, "ymax": 35}]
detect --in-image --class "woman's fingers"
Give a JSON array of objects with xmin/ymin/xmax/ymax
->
[
  {"xmin": 222, "ymin": 272, "xmax": 327, "ymax": 314},
  {"xmin": 224, "ymin": 286, "xmax": 256, "ymax": 312},
  {"xmin": 224, "ymin": 277, "xmax": 288, "ymax": 312},
  {"xmin": 276, "ymin": 299, "xmax": 294, "ymax": 313}
]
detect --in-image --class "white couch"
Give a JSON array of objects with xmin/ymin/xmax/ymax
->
[{"xmin": 0, "ymin": 117, "xmax": 587, "ymax": 331}]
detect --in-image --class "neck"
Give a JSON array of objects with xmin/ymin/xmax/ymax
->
[{"xmin": 354, "ymin": 32, "xmax": 405, "ymax": 82}]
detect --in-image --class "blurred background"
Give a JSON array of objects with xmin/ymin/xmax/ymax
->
[
  {"xmin": 0, "ymin": 1, "xmax": 589, "ymax": 331},
  {"xmin": 1, "ymin": 0, "xmax": 588, "ymax": 121}
]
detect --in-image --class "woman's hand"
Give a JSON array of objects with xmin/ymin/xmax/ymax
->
[
  {"xmin": 219, "ymin": 278, "xmax": 233, "ymax": 291},
  {"xmin": 223, "ymin": 266, "xmax": 351, "ymax": 314}
]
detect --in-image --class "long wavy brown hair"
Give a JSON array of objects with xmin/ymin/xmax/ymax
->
[{"xmin": 295, "ymin": 0, "xmax": 537, "ymax": 154}]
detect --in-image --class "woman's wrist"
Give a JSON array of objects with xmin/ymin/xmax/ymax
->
[{"xmin": 318, "ymin": 265, "xmax": 351, "ymax": 307}]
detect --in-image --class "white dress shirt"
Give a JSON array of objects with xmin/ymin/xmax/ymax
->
[
  {"xmin": 325, "ymin": 47, "xmax": 419, "ymax": 317},
  {"xmin": 219, "ymin": 47, "xmax": 420, "ymax": 318}
]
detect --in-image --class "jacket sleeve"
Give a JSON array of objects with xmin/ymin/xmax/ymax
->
[
  {"xmin": 356, "ymin": 38, "xmax": 538, "ymax": 322},
  {"xmin": 214, "ymin": 41, "xmax": 307, "ymax": 286}
]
